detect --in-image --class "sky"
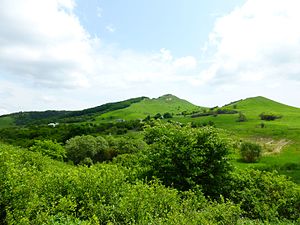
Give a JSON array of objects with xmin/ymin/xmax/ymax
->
[{"xmin": 1, "ymin": 0, "xmax": 300, "ymax": 115}]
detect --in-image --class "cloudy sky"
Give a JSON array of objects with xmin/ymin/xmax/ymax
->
[{"xmin": 1, "ymin": 0, "xmax": 300, "ymax": 115}]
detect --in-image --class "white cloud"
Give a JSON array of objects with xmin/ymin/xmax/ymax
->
[
  {"xmin": 0, "ymin": 0, "xmax": 94, "ymax": 88},
  {"xmin": 105, "ymin": 25, "xmax": 116, "ymax": 33},
  {"xmin": 0, "ymin": 0, "xmax": 200, "ymax": 114},
  {"xmin": 200, "ymin": 0, "xmax": 300, "ymax": 85}
]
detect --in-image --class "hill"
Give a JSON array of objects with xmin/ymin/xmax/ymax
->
[
  {"xmin": 0, "ymin": 95, "xmax": 202, "ymax": 127},
  {"xmin": 173, "ymin": 96, "xmax": 300, "ymax": 183},
  {"xmin": 95, "ymin": 94, "xmax": 203, "ymax": 122},
  {"xmin": 0, "ymin": 96, "xmax": 148, "ymax": 127}
]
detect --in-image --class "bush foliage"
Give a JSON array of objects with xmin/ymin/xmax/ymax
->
[
  {"xmin": 240, "ymin": 141, "xmax": 262, "ymax": 163},
  {"xmin": 144, "ymin": 122, "xmax": 232, "ymax": 197}
]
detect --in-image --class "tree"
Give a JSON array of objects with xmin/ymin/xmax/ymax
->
[
  {"xmin": 144, "ymin": 122, "xmax": 232, "ymax": 197},
  {"xmin": 29, "ymin": 139, "xmax": 66, "ymax": 161},
  {"xmin": 65, "ymin": 135, "xmax": 108, "ymax": 164},
  {"xmin": 240, "ymin": 141, "xmax": 262, "ymax": 163}
]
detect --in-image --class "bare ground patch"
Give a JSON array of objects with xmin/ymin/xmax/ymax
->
[{"xmin": 254, "ymin": 138, "xmax": 291, "ymax": 156}]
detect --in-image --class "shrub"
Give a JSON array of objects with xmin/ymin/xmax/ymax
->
[
  {"xmin": 65, "ymin": 135, "xmax": 108, "ymax": 164},
  {"xmin": 144, "ymin": 122, "xmax": 232, "ymax": 197},
  {"xmin": 237, "ymin": 112, "xmax": 247, "ymax": 122},
  {"xmin": 229, "ymin": 169, "xmax": 300, "ymax": 221},
  {"xmin": 29, "ymin": 139, "xmax": 66, "ymax": 161},
  {"xmin": 153, "ymin": 113, "xmax": 162, "ymax": 119},
  {"xmin": 240, "ymin": 141, "xmax": 262, "ymax": 163},
  {"xmin": 163, "ymin": 112, "xmax": 173, "ymax": 118},
  {"xmin": 259, "ymin": 112, "xmax": 282, "ymax": 121}
]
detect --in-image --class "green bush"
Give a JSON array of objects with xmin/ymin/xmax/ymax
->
[
  {"xmin": 259, "ymin": 112, "xmax": 282, "ymax": 121},
  {"xmin": 240, "ymin": 141, "xmax": 262, "ymax": 163},
  {"xmin": 228, "ymin": 169, "xmax": 300, "ymax": 221},
  {"xmin": 144, "ymin": 122, "xmax": 232, "ymax": 197},
  {"xmin": 29, "ymin": 139, "xmax": 66, "ymax": 161},
  {"xmin": 65, "ymin": 135, "xmax": 108, "ymax": 164},
  {"xmin": 237, "ymin": 112, "xmax": 247, "ymax": 122}
]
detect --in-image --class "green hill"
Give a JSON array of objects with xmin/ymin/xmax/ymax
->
[
  {"xmin": 176, "ymin": 96, "xmax": 300, "ymax": 133},
  {"xmin": 95, "ymin": 94, "xmax": 203, "ymax": 122},
  {"xmin": 0, "ymin": 96, "xmax": 148, "ymax": 126},
  {"xmin": 173, "ymin": 96, "xmax": 300, "ymax": 183}
]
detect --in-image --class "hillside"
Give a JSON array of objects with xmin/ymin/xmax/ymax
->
[
  {"xmin": 176, "ymin": 96, "xmax": 300, "ymax": 132},
  {"xmin": 95, "ymin": 94, "xmax": 203, "ymax": 122},
  {"xmin": 0, "ymin": 96, "xmax": 148, "ymax": 127},
  {"xmin": 173, "ymin": 96, "xmax": 300, "ymax": 183}
]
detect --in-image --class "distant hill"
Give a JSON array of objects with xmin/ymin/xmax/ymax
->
[
  {"xmin": 174, "ymin": 96, "xmax": 300, "ymax": 138},
  {"xmin": 1, "ymin": 95, "xmax": 299, "ymax": 129},
  {"xmin": 0, "ymin": 96, "xmax": 148, "ymax": 127},
  {"xmin": 0, "ymin": 94, "xmax": 202, "ymax": 127},
  {"xmin": 95, "ymin": 94, "xmax": 203, "ymax": 122}
]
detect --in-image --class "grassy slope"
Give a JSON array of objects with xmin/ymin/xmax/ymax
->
[
  {"xmin": 95, "ymin": 94, "xmax": 202, "ymax": 122},
  {"xmin": 175, "ymin": 96, "xmax": 300, "ymax": 183}
]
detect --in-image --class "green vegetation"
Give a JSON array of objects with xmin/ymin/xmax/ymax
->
[
  {"xmin": 144, "ymin": 122, "xmax": 232, "ymax": 197},
  {"xmin": 96, "ymin": 94, "xmax": 202, "ymax": 122},
  {"xmin": 0, "ymin": 97, "xmax": 147, "ymax": 126},
  {"xmin": 29, "ymin": 140, "xmax": 66, "ymax": 161},
  {"xmin": 259, "ymin": 112, "xmax": 282, "ymax": 121},
  {"xmin": 240, "ymin": 141, "xmax": 262, "ymax": 163},
  {"xmin": 174, "ymin": 96, "xmax": 300, "ymax": 183},
  {"xmin": 0, "ymin": 116, "xmax": 14, "ymax": 128},
  {"xmin": 1, "ymin": 94, "xmax": 300, "ymax": 224}
]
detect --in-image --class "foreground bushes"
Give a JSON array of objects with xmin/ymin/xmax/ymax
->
[
  {"xmin": 228, "ymin": 169, "xmax": 300, "ymax": 221},
  {"xmin": 0, "ymin": 143, "xmax": 242, "ymax": 224}
]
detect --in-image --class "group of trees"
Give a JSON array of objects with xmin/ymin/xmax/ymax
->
[
  {"xmin": 0, "ymin": 120, "xmax": 143, "ymax": 148},
  {"xmin": 28, "ymin": 135, "xmax": 144, "ymax": 165}
]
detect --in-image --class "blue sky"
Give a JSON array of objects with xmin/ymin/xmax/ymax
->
[
  {"xmin": 1, "ymin": 0, "xmax": 300, "ymax": 114},
  {"xmin": 75, "ymin": 0, "xmax": 245, "ymax": 57}
]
